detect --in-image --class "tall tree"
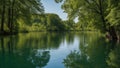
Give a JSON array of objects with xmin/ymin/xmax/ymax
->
[
  {"xmin": 0, "ymin": 0, "xmax": 6, "ymax": 32},
  {"xmin": 0, "ymin": 0, "xmax": 44, "ymax": 33},
  {"xmin": 56, "ymin": 0, "xmax": 120, "ymax": 40}
]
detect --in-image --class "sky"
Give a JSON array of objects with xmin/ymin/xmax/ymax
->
[{"xmin": 41, "ymin": 0, "xmax": 68, "ymax": 20}]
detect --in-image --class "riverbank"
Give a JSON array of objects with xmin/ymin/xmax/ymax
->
[{"xmin": 0, "ymin": 31, "xmax": 18, "ymax": 36}]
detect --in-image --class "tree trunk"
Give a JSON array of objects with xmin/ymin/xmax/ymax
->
[
  {"xmin": 109, "ymin": 26, "xmax": 118, "ymax": 41},
  {"xmin": 8, "ymin": 0, "xmax": 11, "ymax": 31},
  {"xmin": 99, "ymin": 0, "xmax": 107, "ymax": 32},
  {"xmin": 1, "ymin": 0, "xmax": 6, "ymax": 32},
  {"xmin": 10, "ymin": 0, "xmax": 15, "ymax": 33}
]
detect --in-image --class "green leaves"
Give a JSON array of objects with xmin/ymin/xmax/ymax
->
[
  {"xmin": 61, "ymin": 0, "xmax": 120, "ymax": 32},
  {"xmin": 0, "ymin": 0, "xmax": 44, "ymax": 32},
  {"xmin": 46, "ymin": 14, "xmax": 65, "ymax": 31},
  {"xmin": 61, "ymin": 0, "xmax": 81, "ymax": 20},
  {"xmin": 106, "ymin": 5, "xmax": 120, "ymax": 26},
  {"xmin": 54, "ymin": 0, "xmax": 63, "ymax": 3}
]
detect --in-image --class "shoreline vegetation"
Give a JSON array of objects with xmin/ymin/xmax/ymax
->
[
  {"xmin": 1, "ymin": 29, "xmax": 119, "ymax": 42},
  {"xmin": 0, "ymin": 30, "xmax": 98, "ymax": 35}
]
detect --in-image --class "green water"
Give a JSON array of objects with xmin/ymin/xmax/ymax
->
[{"xmin": 0, "ymin": 32, "xmax": 120, "ymax": 68}]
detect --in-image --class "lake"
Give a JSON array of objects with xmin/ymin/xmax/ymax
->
[{"xmin": 0, "ymin": 32, "xmax": 120, "ymax": 68}]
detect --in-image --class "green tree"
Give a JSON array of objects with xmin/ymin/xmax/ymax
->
[
  {"xmin": 55, "ymin": 0, "xmax": 120, "ymax": 41},
  {"xmin": 106, "ymin": 1, "xmax": 120, "ymax": 31},
  {"xmin": 46, "ymin": 14, "xmax": 66, "ymax": 31},
  {"xmin": 0, "ymin": 0, "xmax": 44, "ymax": 33},
  {"xmin": 0, "ymin": 0, "xmax": 6, "ymax": 32}
]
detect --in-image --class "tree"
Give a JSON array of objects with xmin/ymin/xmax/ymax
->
[
  {"xmin": 0, "ymin": 0, "xmax": 6, "ymax": 32},
  {"xmin": 0, "ymin": 0, "xmax": 44, "ymax": 33},
  {"xmin": 106, "ymin": 1, "xmax": 120, "ymax": 31},
  {"xmin": 55, "ymin": 0, "xmax": 120, "ymax": 41},
  {"xmin": 62, "ymin": 20, "xmax": 75, "ymax": 30},
  {"xmin": 46, "ymin": 14, "xmax": 66, "ymax": 31}
]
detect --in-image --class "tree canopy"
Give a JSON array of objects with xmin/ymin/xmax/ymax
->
[
  {"xmin": 0, "ymin": 0, "xmax": 44, "ymax": 33},
  {"xmin": 56, "ymin": 0, "xmax": 120, "ymax": 40}
]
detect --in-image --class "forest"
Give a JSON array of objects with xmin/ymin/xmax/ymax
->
[
  {"xmin": 0, "ymin": 0, "xmax": 120, "ymax": 68},
  {"xmin": 0, "ymin": 0, "xmax": 120, "ymax": 41}
]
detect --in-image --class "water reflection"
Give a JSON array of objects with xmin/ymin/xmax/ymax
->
[
  {"xmin": 106, "ymin": 41, "xmax": 120, "ymax": 68},
  {"xmin": 16, "ymin": 32, "xmax": 65, "ymax": 49},
  {"xmin": 0, "ymin": 32, "xmax": 65, "ymax": 68},
  {"xmin": 0, "ymin": 32, "xmax": 76, "ymax": 68},
  {"xmin": 28, "ymin": 50, "xmax": 50, "ymax": 68},
  {"xmin": 0, "ymin": 32, "xmax": 120, "ymax": 68},
  {"xmin": 63, "ymin": 32, "xmax": 120, "ymax": 68}
]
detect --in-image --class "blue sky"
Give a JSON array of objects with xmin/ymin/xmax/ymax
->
[{"xmin": 41, "ymin": 0, "xmax": 68, "ymax": 20}]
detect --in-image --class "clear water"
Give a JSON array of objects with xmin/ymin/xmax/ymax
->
[{"xmin": 0, "ymin": 32, "xmax": 120, "ymax": 68}]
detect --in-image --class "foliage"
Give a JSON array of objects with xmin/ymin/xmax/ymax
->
[
  {"xmin": 0, "ymin": 0, "xmax": 44, "ymax": 33},
  {"xmin": 29, "ymin": 13, "xmax": 66, "ymax": 31},
  {"xmin": 62, "ymin": 20, "xmax": 75, "ymax": 30},
  {"xmin": 56, "ymin": 0, "xmax": 120, "ymax": 40},
  {"xmin": 106, "ymin": 2, "xmax": 120, "ymax": 30}
]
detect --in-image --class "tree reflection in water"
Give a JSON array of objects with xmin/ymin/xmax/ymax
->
[
  {"xmin": 63, "ymin": 36, "xmax": 120, "ymax": 68},
  {"xmin": 106, "ymin": 41, "xmax": 120, "ymax": 68},
  {"xmin": 63, "ymin": 51, "xmax": 90, "ymax": 68},
  {"xmin": 28, "ymin": 50, "xmax": 50, "ymax": 68},
  {"xmin": 0, "ymin": 32, "xmax": 120, "ymax": 68},
  {"xmin": 0, "ymin": 33, "xmax": 51, "ymax": 68}
]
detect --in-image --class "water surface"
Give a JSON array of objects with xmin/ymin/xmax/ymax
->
[{"xmin": 0, "ymin": 32, "xmax": 120, "ymax": 68}]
